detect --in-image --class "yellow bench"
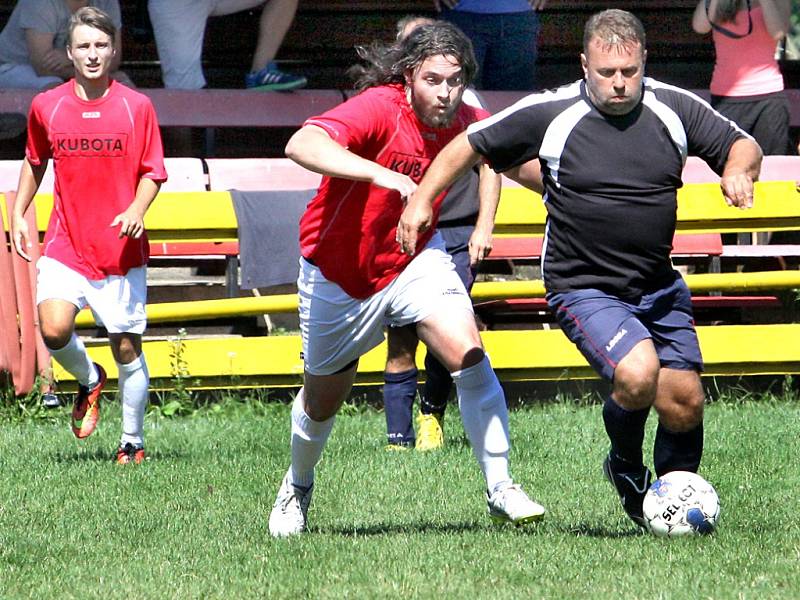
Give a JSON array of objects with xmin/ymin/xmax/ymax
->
[{"xmin": 52, "ymin": 323, "xmax": 800, "ymax": 389}]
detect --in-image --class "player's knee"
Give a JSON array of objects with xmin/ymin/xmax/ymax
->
[
  {"xmin": 110, "ymin": 335, "xmax": 141, "ymax": 364},
  {"xmin": 658, "ymin": 389, "xmax": 705, "ymax": 431},
  {"xmin": 613, "ymin": 361, "xmax": 658, "ymax": 408},
  {"xmin": 40, "ymin": 325, "xmax": 73, "ymax": 351},
  {"xmin": 456, "ymin": 346, "xmax": 486, "ymax": 371}
]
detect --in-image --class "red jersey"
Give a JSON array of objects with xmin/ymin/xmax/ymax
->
[
  {"xmin": 299, "ymin": 84, "xmax": 488, "ymax": 299},
  {"xmin": 26, "ymin": 80, "xmax": 167, "ymax": 279}
]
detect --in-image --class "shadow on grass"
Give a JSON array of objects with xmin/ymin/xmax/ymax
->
[
  {"xmin": 552, "ymin": 522, "xmax": 644, "ymax": 538},
  {"xmin": 318, "ymin": 520, "xmax": 489, "ymax": 536},
  {"xmin": 52, "ymin": 447, "xmax": 188, "ymax": 463},
  {"xmin": 318, "ymin": 520, "xmax": 640, "ymax": 538}
]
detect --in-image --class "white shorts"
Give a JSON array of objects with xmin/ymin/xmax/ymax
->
[
  {"xmin": 148, "ymin": 0, "xmax": 267, "ymax": 89},
  {"xmin": 299, "ymin": 233, "xmax": 474, "ymax": 375},
  {"xmin": 36, "ymin": 256, "xmax": 147, "ymax": 334}
]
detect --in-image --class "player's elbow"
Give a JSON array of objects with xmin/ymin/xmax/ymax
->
[
  {"xmin": 284, "ymin": 131, "xmax": 303, "ymax": 162},
  {"xmin": 285, "ymin": 127, "xmax": 318, "ymax": 163}
]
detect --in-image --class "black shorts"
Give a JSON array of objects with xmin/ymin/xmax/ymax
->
[{"xmin": 711, "ymin": 92, "xmax": 794, "ymax": 156}]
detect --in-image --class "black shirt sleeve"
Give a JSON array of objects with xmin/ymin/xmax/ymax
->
[
  {"xmin": 466, "ymin": 86, "xmax": 582, "ymax": 173},
  {"xmin": 663, "ymin": 87, "xmax": 749, "ymax": 175}
]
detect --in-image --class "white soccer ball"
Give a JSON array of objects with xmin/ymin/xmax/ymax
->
[{"xmin": 642, "ymin": 471, "xmax": 720, "ymax": 537}]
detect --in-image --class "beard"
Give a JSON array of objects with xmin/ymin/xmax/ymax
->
[{"xmin": 408, "ymin": 88, "xmax": 461, "ymax": 128}]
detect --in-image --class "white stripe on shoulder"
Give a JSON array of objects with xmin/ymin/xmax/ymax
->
[
  {"xmin": 642, "ymin": 88, "xmax": 688, "ymax": 161},
  {"xmin": 539, "ymin": 99, "xmax": 591, "ymax": 186},
  {"xmin": 47, "ymin": 96, "xmax": 67, "ymax": 130},
  {"xmin": 644, "ymin": 77, "xmax": 752, "ymax": 142},
  {"xmin": 466, "ymin": 80, "xmax": 582, "ymax": 136}
]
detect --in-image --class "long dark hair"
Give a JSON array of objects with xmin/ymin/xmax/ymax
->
[{"xmin": 349, "ymin": 21, "xmax": 477, "ymax": 92}]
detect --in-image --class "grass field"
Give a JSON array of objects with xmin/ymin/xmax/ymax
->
[{"xmin": 0, "ymin": 394, "xmax": 798, "ymax": 599}]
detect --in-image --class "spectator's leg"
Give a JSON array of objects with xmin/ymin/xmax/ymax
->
[
  {"xmin": 0, "ymin": 63, "xmax": 62, "ymax": 90},
  {"xmin": 251, "ymin": 0, "xmax": 299, "ymax": 73},
  {"xmin": 440, "ymin": 9, "xmax": 490, "ymax": 89},
  {"xmin": 148, "ymin": 0, "xmax": 210, "ymax": 89},
  {"xmin": 208, "ymin": 0, "xmax": 298, "ymax": 72},
  {"xmin": 749, "ymin": 94, "xmax": 794, "ymax": 156},
  {"xmin": 483, "ymin": 11, "xmax": 540, "ymax": 91}
]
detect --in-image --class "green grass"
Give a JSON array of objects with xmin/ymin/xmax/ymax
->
[{"xmin": 0, "ymin": 396, "xmax": 798, "ymax": 599}]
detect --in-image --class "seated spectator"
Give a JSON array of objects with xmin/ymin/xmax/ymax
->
[
  {"xmin": 435, "ymin": 0, "xmax": 547, "ymax": 91},
  {"xmin": 148, "ymin": 0, "xmax": 306, "ymax": 91},
  {"xmin": 0, "ymin": 0, "xmax": 131, "ymax": 90}
]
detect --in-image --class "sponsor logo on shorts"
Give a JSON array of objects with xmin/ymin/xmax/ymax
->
[
  {"xmin": 442, "ymin": 287, "xmax": 464, "ymax": 296},
  {"xmin": 605, "ymin": 328, "xmax": 628, "ymax": 352},
  {"xmin": 53, "ymin": 133, "xmax": 127, "ymax": 157}
]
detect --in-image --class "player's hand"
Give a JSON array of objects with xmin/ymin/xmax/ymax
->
[
  {"xmin": 110, "ymin": 208, "xmax": 146, "ymax": 239},
  {"xmin": 528, "ymin": 0, "xmax": 548, "ymax": 10},
  {"xmin": 371, "ymin": 169, "xmax": 417, "ymax": 199},
  {"xmin": 396, "ymin": 197, "xmax": 433, "ymax": 257},
  {"xmin": 11, "ymin": 216, "xmax": 32, "ymax": 262},
  {"xmin": 720, "ymin": 172, "xmax": 755, "ymax": 209},
  {"xmin": 433, "ymin": 0, "xmax": 459, "ymax": 11},
  {"xmin": 468, "ymin": 225, "xmax": 493, "ymax": 265}
]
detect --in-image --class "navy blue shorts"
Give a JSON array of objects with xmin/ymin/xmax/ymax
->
[{"xmin": 546, "ymin": 273, "xmax": 703, "ymax": 381}]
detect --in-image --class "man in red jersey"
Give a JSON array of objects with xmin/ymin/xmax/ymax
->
[
  {"xmin": 11, "ymin": 7, "xmax": 166, "ymax": 465},
  {"xmin": 268, "ymin": 21, "xmax": 545, "ymax": 538}
]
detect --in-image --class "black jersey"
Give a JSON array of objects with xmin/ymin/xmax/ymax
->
[{"xmin": 467, "ymin": 78, "xmax": 747, "ymax": 299}]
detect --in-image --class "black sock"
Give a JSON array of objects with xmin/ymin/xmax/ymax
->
[
  {"xmin": 421, "ymin": 352, "xmax": 451, "ymax": 415},
  {"xmin": 603, "ymin": 396, "xmax": 650, "ymax": 470},
  {"xmin": 654, "ymin": 421, "xmax": 704, "ymax": 477},
  {"xmin": 383, "ymin": 368, "xmax": 418, "ymax": 445}
]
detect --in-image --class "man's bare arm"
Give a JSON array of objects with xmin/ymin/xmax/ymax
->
[
  {"xmin": 719, "ymin": 138, "xmax": 762, "ymax": 209},
  {"xmin": 397, "ymin": 130, "xmax": 481, "ymax": 256},
  {"xmin": 468, "ymin": 162, "xmax": 501, "ymax": 265},
  {"xmin": 11, "ymin": 158, "xmax": 47, "ymax": 260},
  {"xmin": 285, "ymin": 125, "xmax": 416, "ymax": 197},
  {"xmin": 26, "ymin": 29, "xmax": 72, "ymax": 79},
  {"xmin": 110, "ymin": 177, "xmax": 162, "ymax": 239},
  {"xmin": 505, "ymin": 158, "xmax": 544, "ymax": 194}
]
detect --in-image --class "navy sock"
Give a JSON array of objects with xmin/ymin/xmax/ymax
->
[
  {"xmin": 602, "ymin": 396, "xmax": 649, "ymax": 470},
  {"xmin": 654, "ymin": 421, "xmax": 704, "ymax": 477},
  {"xmin": 383, "ymin": 368, "xmax": 418, "ymax": 445},
  {"xmin": 421, "ymin": 352, "xmax": 451, "ymax": 416}
]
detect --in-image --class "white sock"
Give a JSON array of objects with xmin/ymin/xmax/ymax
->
[
  {"xmin": 290, "ymin": 389, "xmax": 335, "ymax": 488},
  {"xmin": 453, "ymin": 355, "xmax": 512, "ymax": 494},
  {"xmin": 47, "ymin": 334, "xmax": 98, "ymax": 388},
  {"xmin": 118, "ymin": 354, "xmax": 149, "ymax": 448}
]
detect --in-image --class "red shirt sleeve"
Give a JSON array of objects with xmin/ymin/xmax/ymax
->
[
  {"xmin": 302, "ymin": 88, "xmax": 388, "ymax": 154},
  {"xmin": 138, "ymin": 100, "xmax": 167, "ymax": 183},
  {"xmin": 25, "ymin": 97, "xmax": 51, "ymax": 167}
]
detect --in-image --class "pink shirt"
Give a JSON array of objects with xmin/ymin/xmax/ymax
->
[
  {"xmin": 710, "ymin": 5, "xmax": 784, "ymax": 96},
  {"xmin": 299, "ymin": 84, "xmax": 488, "ymax": 299},
  {"xmin": 26, "ymin": 80, "xmax": 167, "ymax": 279}
]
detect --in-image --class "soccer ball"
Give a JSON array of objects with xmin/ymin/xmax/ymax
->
[{"xmin": 642, "ymin": 471, "xmax": 720, "ymax": 537}]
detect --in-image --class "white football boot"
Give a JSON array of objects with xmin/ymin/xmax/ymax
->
[
  {"xmin": 486, "ymin": 483, "xmax": 546, "ymax": 525},
  {"xmin": 269, "ymin": 471, "xmax": 314, "ymax": 537}
]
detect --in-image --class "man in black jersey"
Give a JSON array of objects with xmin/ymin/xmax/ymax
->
[{"xmin": 397, "ymin": 9, "xmax": 762, "ymax": 530}]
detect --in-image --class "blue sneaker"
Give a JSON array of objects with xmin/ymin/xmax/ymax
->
[{"xmin": 245, "ymin": 63, "xmax": 307, "ymax": 91}]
